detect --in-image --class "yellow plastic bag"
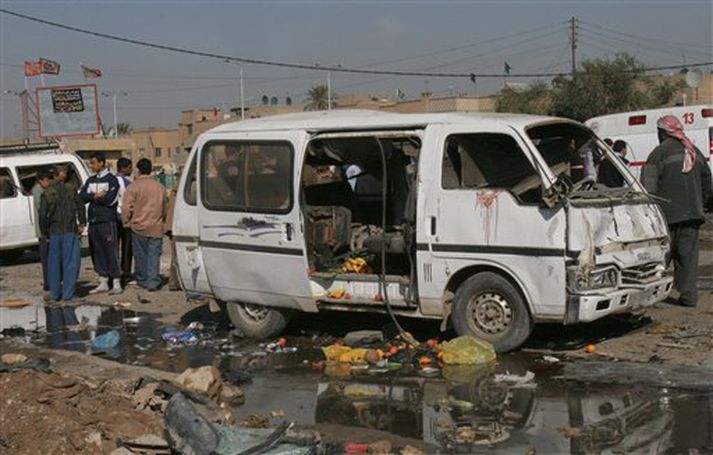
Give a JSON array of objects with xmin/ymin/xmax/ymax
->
[
  {"xmin": 322, "ymin": 345, "xmax": 352, "ymax": 361},
  {"xmin": 438, "ymin": 335, "xmax": 496, "ymax": 365}
]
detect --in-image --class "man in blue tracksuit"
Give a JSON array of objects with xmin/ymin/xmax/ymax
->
[
  {"xmin": 80, "ymin": 152, "xmax": 123, "ymax": 295},
  {"xmin": 39, "ymin": 165, "xmax": 86, "ymax": 302}
]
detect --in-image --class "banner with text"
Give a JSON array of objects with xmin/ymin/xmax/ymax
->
[{"xmin": 37, "ymin": 84, "xmax": 100, "ymax": 137}]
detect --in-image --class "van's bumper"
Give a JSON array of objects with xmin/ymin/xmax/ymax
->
[{"xmin": 565, "ymin": 276, "xmax": 674, "ymax": 324}]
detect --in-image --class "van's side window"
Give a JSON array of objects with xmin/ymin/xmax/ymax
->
[
  {"xmin": 442, "ymin": 133, "xmax": 541, "ymax": 203},
  {"xmin": 0, "ymin": 168, "xmax": 16, "ymax": 199},
  {"xmin": 17, "ymin": 163, "xmax": 80, "ymax": 194},
  {"xmin": 201, "ymin": 141, "xmax": 293, "ymax": 213},
  {"xmin": 183, "ymin": 153, "xmax": 197, "ymax": 206}
]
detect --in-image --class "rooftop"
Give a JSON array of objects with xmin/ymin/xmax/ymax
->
[{"xmin": 207, "ymin": 109, "xmax": 565, "ymax": 134}]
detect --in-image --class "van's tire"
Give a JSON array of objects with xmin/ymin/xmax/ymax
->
[
  {"xmin": 451, "ymin": 272, "xmax": 533, "ymax": 353},
  {"xmin": 226, "ymin": 302, "xmax": 290, "ymax": 339}
]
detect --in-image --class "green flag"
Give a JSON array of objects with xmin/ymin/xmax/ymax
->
[{"xmin": 504, "ymin": 61, "xmax": 512, "ymax": 75}]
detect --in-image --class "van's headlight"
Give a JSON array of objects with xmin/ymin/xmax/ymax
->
[{"xmin": 568, "ymin": 266, "xmax": 618, "ymax": 292}]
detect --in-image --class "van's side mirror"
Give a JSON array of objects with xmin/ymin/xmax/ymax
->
[{"xmin": 542, "ymin": 174, "xmax": 573, "ymax": 208}]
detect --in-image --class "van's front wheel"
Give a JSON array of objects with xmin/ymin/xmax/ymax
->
[
  {"xmin": 451, "ymin": 272, "xmax": 533, "ymax": 353},
  {"xmin": 226, "ymin": 302, "xmax": 290, "ymax": 339}
]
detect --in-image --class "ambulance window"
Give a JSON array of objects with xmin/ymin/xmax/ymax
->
[
  {"xmin": 442, "ymin": 133, "xmax": 540, "ymax": 202},
  {"xmin": 183, "ymin": 154, "xmax": 197, "ymax": 206},
  {"xmin": 0, "ymin": 168, "xmax": 16, "ymax": 199},
  {"xmin": 201, "ymin": 141, "xmax": 293, "ymax": 213}
]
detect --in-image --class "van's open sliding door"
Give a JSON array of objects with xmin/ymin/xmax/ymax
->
[{"xmin": 197, "ymin": 131, "xmax": 316, "ymax": 312}]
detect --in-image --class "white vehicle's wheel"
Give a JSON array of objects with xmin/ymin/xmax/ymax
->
[
  {"xmin": 451, "ymin": 272, "xmax": 533, "ymax": 353},
  {"xmin": 226, "ymin": 302, "xmax": 290, "ymax": 339}
]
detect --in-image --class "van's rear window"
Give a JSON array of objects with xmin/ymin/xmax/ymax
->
[{"xmin": 200, "ymin": 141, "xmax": 293, "ymax": 214}]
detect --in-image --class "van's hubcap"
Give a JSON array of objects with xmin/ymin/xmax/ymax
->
[
  {"xmin": 468, "ymin": 293, "xmax": 513, "ymax": 335},
  {"xmin": 241, "ymin": 303, "xmax": 269, "ymax": 322}
]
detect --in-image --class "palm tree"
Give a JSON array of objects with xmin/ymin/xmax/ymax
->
[
  {"xmin": 116, "ymin": 122, "xmax": 132, "ymax": 136},
  {"xmin": 304, "ymin": 85, "xmax": 336, "ymax": 111}
]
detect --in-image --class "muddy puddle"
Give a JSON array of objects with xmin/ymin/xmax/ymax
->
[{"xmin": 1, "ymin": 295, "xmax": 712, "ymax": 453}]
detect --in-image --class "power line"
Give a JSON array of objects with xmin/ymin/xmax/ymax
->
[
  {"xmin": 1, "ymin": 8, "xmax": 711, "ymax": 80},
  {"xmin": 578, "ymin": 26, "xmax": 712, "ymax": 60},
  {"xmin": 578, "ymin": 19, "xmax": 713, "ymax": 53},
  {"xmin": 3, "ymin": 7, "xmax": 709, "ymax": 79}
]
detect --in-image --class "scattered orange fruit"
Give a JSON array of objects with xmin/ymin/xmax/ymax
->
[{"xmin": 585, "ymin": 344, "xmax": 596, "ymax": 353}]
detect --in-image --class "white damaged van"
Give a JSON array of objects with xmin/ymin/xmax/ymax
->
[{"xmin": 173, "ymin": 110, "xmax": 673, "ymax": 352}]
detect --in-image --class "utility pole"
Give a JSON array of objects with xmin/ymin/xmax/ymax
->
[
  {"xmin": 239, "ymin": 66, "xmax": 245, "ymax": 120},
  {"xmin": 327, "ymin": 69, "xmax": 332, "ymax": 111},
  {"xmin": 570, "ymin": 17, "xmax": 578, "ymax": 76}
]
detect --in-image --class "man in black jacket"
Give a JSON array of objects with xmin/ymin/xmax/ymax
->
[
  {"xmin": 642, "ymin": 115, "xmax": 712, "ymax": 307},
  {"xmin": 80, "ymin": 152, "xmax": 123, "ymax": 295},
  {"xmin": 39, "ymin": 165, "xmax": 86, "ymax": 302}
]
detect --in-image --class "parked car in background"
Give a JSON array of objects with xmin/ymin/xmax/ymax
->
[{"xmin": 0, "ymin": 142, "xmax": 90, "ymax": 261}]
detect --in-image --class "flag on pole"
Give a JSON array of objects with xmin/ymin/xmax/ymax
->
[
  {"xmin": 39, "ymin": 58, "xmax": 60, "ymax": 75},
  {"xmin": 24, "ymin": 61, "xmax": 42, "ymax": 76},
  {"xmin": 504, "ymin": 61, "xmax": 512, "ymax": 75},
  {"xmin": 81, "ymin": 64, "xmax": 102, "ymax": 79}
]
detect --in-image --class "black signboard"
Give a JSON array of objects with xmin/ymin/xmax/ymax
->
[{"xmin": 51, "ymin": 88, "xmax": 85, "ymax": 113}]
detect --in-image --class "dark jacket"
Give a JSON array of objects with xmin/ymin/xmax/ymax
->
[
  {"xmin": 39, "ymin": 181, "xmax": 87, "ymax": 237},
  {"xmin": 79, "ymin": 169, "xmax": 120, "ymax": 224},
  {"xmin": 642, "ymin": 138, "xmax": 712, "ymax": 225},
  {"xmin": 597, "ymin": 156, "xmax": 629, "ymax": 188}
]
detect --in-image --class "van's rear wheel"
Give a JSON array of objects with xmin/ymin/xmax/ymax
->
[
  {"xmin": 226, "ymin": 302, "xmax": 290, "ymax": 339},
  {"xmin": 451, "ymin": 272, "xmax": 532, "ymax": 353}
]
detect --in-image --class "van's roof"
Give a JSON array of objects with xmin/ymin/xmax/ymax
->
[
  {"xmin": 0, "ymin": 149, "xmax": 82, "ymax": 165},
  {"xmin": 586, "ymin": 104, "xmax": 712, "ymax": 124},
  {"xmin": 207, "ymin": 109, "xmax": 567, "ymax": 134}
]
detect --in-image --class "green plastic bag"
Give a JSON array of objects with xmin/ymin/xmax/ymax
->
[{"xmin": 438, "ymin": 335, "xmax": 496, "ymax": 365}]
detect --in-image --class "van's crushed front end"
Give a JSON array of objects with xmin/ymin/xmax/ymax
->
[
  {"xmin": 564, "ymin": 192, "xmax": 673, "ymax": 324},
  {"xmin": 524, "ymin": 120, "xmax": 674, "ymax": 325}
]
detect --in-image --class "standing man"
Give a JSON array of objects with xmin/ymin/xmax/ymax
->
[
  {"xmin": 39, "ymin": 165, "xmax": 86, "ymax": 302},
  {"xmin": 32, "ymin": 168, "xmax": 53, "ymax": 298},
  {"xmin": 122, "ymin": 158, "xmax": 166, "ymax": 291},
  {"xmin": 642, "ymin": 116, "xmax": 712, "ymax": 307},
  {"xmin": 116, "ymin": 158, "xmax": 133, "ymax": 286},
  {"xmin": 80, "ymin": 152, "xmax": 123, "ymax": 295}
]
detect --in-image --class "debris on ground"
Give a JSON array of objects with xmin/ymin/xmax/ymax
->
[
  {"xmin": 1, "ymin": 327, "xmax": 26, "ymax": 337},
  {"xmin": 92, "ymin": 329, "xmax": 121, "ymax": 350},
  {"xmin": 438, "ymin": 336, "xmax": 496, "ymax": 365},
  {"xmin": 493, "ymin": 370, "xmax": 536, "ymax": 388},
  {"xmin": 368, "ymin": 439, "xmax": 393, "ymax": 454},
  {"xmin": 401, "ymin": 445, "xmax": 427, "ymax": 455},
  {"xmin": 0, "ymin": 297, "xmax": 31, "ymax": 308},
  {"xmin": 239, "ymin": 414, "xmax": 271, "ymax": 429},
  {"xmin": 174, "ymin": 365, "xmax": 223, "ymax": 399},
  {"xmin": 542, "ymin": 355, "xmax": 560, "ymax": 363},
  {"xmin": 1, "ymin": 353, "xmax": 28, "ymax": 364},
  {"xmin": 161, "ymin": 329, "xmax": 199, "ymax": 345},
  {"xmin": 119, "ymin": 434, "xmax": 170, "ymax": 454},
  {"xmin": 343, "ymin": 330, "xmax": 383, "ymax": 347}
]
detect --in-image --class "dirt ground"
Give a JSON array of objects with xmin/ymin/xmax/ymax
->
[{"xmin": 0, "ymin": 344, "xmax": 168, "ymax": 454}]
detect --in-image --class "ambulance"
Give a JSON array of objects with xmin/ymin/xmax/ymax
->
[{"xmin": 586, "ymin": 105, "xmax": 713, "ymax": 180}]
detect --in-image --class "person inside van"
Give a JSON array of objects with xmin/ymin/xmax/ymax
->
[
  {"xmin": 642, "ymin": 115, "xmax": 712, "ymax": 307},
  {"xmin": 219, "ymin": 146, "xmax": 242, "ymax": 192},
  {"xmin": 39, "ymin": 165, "xmax": 86, "ymax": 303},
  {"xmin": 597, "ymin": 140, "xmax": 629, "ymax": 187},
  {"xmin": 32, "ymin": 168, "xmax": 54, "ymax": 298},
  {"xmin": 80, "ymin": 152, "xmax": 123, "ymax": 295}
]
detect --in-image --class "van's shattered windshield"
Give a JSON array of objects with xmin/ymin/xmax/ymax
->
[{"xmin": 526, "ymin": 122, "xmax": 635, "ymax": 195}]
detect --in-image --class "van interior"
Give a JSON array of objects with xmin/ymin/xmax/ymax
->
[
  {"xmin": 15, "ymin": 163, "xmax": 82, "ymax": 194},
  {"xmin": 300, "ymin": 135, "xmax": 420, "ymax": 291}
]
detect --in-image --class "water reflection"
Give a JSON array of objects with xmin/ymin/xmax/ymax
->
[
  {"xmin": 2, "ymin": 301, "xmax": 711, "ymax": 453},
  {"xmin": 312, "ymin": 373, "xmax": 710, "ymax": 454}
]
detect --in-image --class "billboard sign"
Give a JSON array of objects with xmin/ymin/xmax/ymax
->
[{"xmin": 37, "ymin": 83, "xmax": 100, "ymax": 138}]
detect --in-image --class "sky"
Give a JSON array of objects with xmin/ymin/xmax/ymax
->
[{"xmin": 1, "ymin": 0, "xmax": 712, "ymax": 139}]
